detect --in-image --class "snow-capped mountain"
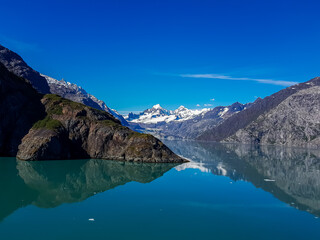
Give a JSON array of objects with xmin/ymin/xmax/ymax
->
[
  {"xmin": 126, "ymin": 102, "xmax": 252, "ymax": 139},
  {"xmin": 41, "ymin": 74, "xmax": 128, "ymax": 125},
  {"xmin": 126, "ymin": 104, "xmax": 211, "ymax": 124}
]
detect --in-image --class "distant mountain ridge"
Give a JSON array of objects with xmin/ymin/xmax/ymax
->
[
  {"xmin": 126, "ymin": 102, "xmax": 251, "ymax": 139},
  {"xmin": 198, "ymin": 77, "xmax": 320, "ymax": 148},
  {"xmin": 0, "ymin": 44, "xmax": 127, "ymax": 125},
  {"xmin": 126, "ymin": 104, "xmax": 211, "ymax": 124}
]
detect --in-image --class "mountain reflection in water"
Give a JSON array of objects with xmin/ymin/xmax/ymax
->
[
  {"xmin": 1, "ymin": 140, "xmax": 320, "ymax": 223},
  {"xmin": 164, "ymin": 140, "xmax": 320, "ymax": 217},
  {"xmin": 0, "ymin": 158, "xmax": 178, "ymax": 221}
]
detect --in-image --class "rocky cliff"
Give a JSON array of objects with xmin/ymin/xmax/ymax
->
[
  {"xmin": 0, "ymin": 63, "xmax": 45, "ymax": 156},
  {"xmin": 17, "ymin": 94, "xmax": 185, "ymax": 162},
  {"xmin": 0, "ymin": 62, "xmax": 185, "ymax": 162}
]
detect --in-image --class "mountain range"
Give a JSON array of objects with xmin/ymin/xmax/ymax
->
[
  {"xmin": 1, "ymin": 43, "xmax": 320, "ymax": 150},
  {"xmin": 126, "ymin": 104, "xmax": 211, "ymax": 124},
  {"xmin": 198, "ymin": 77, "xmax": 320, "ymax": 148},
  {"xmin": 126, "ymin": 102, "xmax": 252, "ymax": 139}
]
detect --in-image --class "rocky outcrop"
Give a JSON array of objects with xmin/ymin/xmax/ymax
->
[
  {"xmin": 198, "ymin": 77, "xmax": 320, "ymax": 148},
  {"xmin": 0, "ymin": 61, "xmax": 185, "ymax": 162},
  {"xmin": 16, "ymin": 95, "xmax": 185, "ymax": 162}
]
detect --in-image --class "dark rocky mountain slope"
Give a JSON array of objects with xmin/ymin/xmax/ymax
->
[
  {"xmin": 0, "ymin": 63, "xmax": 45, "ymax": 156},
  {"xmin": 0, "ymin": 45, "xmax": 50, "ymax": 93},
  {"xmin": 0, "ymin": 62, "xmax": 185, "ymax": 162},
  {"xmin": 0, "ymin": 44, "xmax": 127, "ymax": 125}
]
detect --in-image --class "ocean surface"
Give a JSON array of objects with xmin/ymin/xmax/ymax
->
[{"xmin": 1, "ymin": 140, "xmax": 320, "ymax": 240}]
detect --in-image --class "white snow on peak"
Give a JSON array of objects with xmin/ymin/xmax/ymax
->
[
  {"xmin": 152, "ymin": 104, "xmax": 162, "ymax": 109},
  {"xmin": 218, "ymin": 107, "xmax": 229, "ymax": 118},
  {"xmin": 40, "ymin": 74, "xmax": 123, "ymax": 120},
  {"xmin": 41, "ymin": 74, "xmax": 87, "ymax": 95},
  {"xmin": 130, "ymin": 105, "xmax": 211, "ymax": 124}
]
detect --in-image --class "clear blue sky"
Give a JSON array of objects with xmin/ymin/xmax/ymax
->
[{"xmin": 1, "ymin": 0, "xmax": 319, "ymax": 113}]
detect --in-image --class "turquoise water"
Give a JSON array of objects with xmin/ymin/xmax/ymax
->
[{"xmin": 1, "ymin": 140, "xmax": 320, "ymax": 239}]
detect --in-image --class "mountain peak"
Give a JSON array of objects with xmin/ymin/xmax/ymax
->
[
  {"xmin": 0, "ymin": 45, "xmax": 51, "ymax": 94},
  {"xmin": 177, "ymin": 105, "xmax": 187, "ymax": 110},
  {"xmin": 152, "ymin": 104, "xmax": 163, "ymax": 109}
]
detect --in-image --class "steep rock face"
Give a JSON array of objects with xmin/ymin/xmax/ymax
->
[
  {"xmin": 0, "ymin": 44, "xmax": 50, "ymax": 93},
  {"xmin": 17, "ymin": 128, "xmax": 71, "ymax": 160},
  {"xmin": 0, "ymin": 63, "xmax": 45, "ymax": 156},
  {"xmin": 17, "ymin": 95, "xmax": 185, "ymax": 162},
  {"xmin": 198, "ymin": 77, "xmax": 320, "ymax": 144},
  {"xmin": 225, "ymin": 86, "xmax": 320, "ymax": 147}
]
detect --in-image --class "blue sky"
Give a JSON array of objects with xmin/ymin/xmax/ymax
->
[{"xmin": 1, "ymin": 0, "xmax": 320, "ymax": 113}]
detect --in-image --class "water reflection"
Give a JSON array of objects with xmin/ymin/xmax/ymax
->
[
  {"xmin": 0, "ymin": 158, "xmax": 178, "ymax": 221},
  {"xmin": 164, "ymin": 140, "xmax": 320, "ymax": 217}
]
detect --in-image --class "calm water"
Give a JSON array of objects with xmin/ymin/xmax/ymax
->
[{"xmin": 1, "ymin": 140, "xmax": 320, "ymax": 240}]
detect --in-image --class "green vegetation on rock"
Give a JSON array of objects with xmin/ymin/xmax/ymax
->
[
  {"xmin": 128, "ymin": 131, "xmax": 155, "ymax": 140},
  {"xmin": 44, "ymin": 94, "xmax": 84, "ymax": 112},
  {"xmin": 100, "ymin": 120, "xmax": 127, "ymax": 130},
  {"xmin": 32, "ymin": 116, "xmax": 63, "ymax": 131}
]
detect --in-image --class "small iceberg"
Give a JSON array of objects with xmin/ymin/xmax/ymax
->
[
  {"xmin": 264, "ymin": 179, "xmax": 276, "ymax": 182},
  {"xmin": 88, "ymin": 218, "xmax": 95, "ymax": 221}
]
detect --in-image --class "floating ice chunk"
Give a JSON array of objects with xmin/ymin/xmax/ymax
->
[
  {"xmin": 88, "ymin": 218, "xmax": 95, "ymax": 221},
  {"xmin": 264, "ymin": 179, "xmax": 276, "ymax": 182}
]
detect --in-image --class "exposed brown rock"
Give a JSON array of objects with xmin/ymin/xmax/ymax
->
[
  {"xmin": 17, "ymin": 95, "xmax": 186, "ymax": 162},
  {"xmin": 0, "ymin": 61, "xmax": 185, "ymax": 163}
]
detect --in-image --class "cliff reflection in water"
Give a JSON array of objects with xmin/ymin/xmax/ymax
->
[
  {"xmin": 0, "ymin": 158, "xmax": 178, "ymax": 221},
  {"xmin": 165, "ymin": 140, "xmax": 320, "ymax": 217}
]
